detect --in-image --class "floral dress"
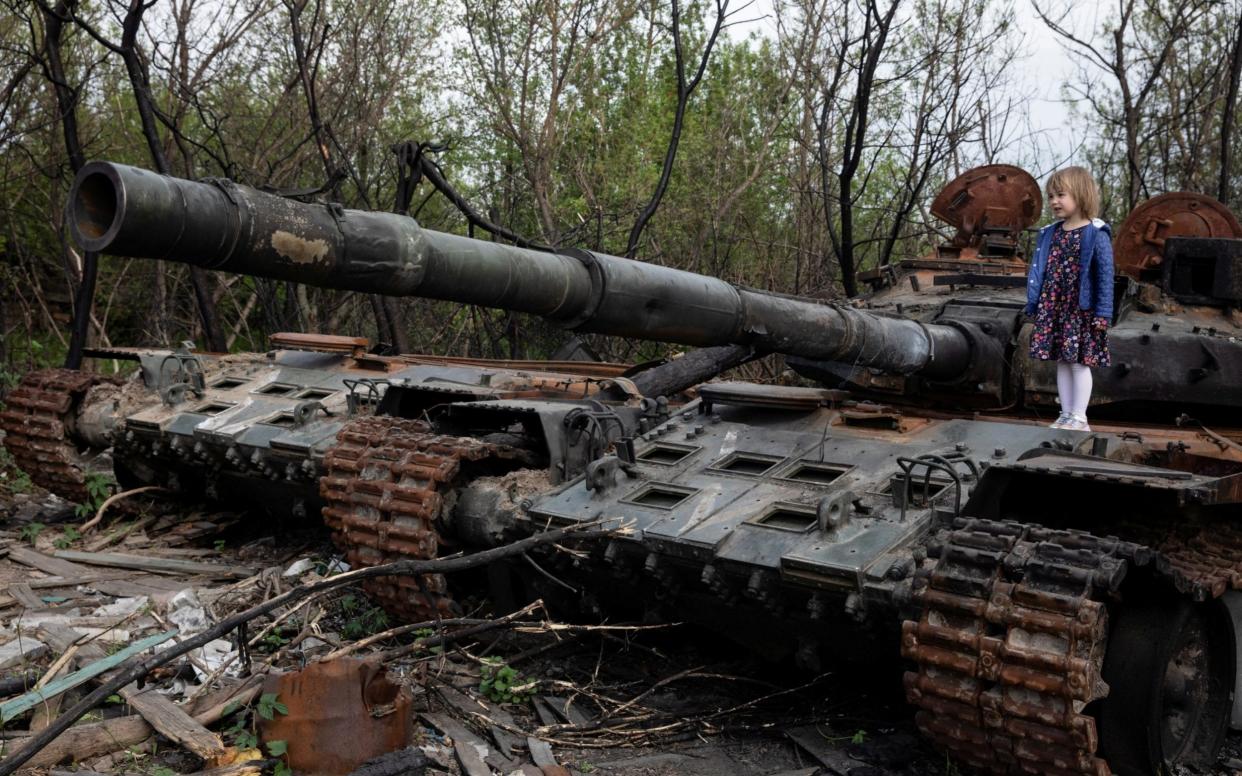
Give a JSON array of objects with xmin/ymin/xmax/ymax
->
[{"xmin": 1028, "ymin": 225, "xmax": 1111, "ymax": 366}]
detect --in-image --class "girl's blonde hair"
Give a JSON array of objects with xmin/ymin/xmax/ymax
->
[{"xmin": 1046, "ymin": 166, "xmax": 1101, "ymax": 221}]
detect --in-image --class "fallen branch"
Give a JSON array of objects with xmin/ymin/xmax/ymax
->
[
  {"xmin": 80, "ymin": 485, "xmax": 166, "ymax": 532},
  {"xmin": 0, "ymin": 521, "xmax": 614, "ymax": 775},
  {"xmin": 7, "ymin": 674, "xmax": 265, "ymax": 769}
]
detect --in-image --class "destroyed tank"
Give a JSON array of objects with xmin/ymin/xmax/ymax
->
[{"xmin": 4, "ymin": 160, "xmax": 1242, "ymax": 776}]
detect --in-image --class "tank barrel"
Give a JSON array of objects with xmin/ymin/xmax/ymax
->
[{"xmin": 70, "ymin": 161, "xmax": 973, "ymax": 379}]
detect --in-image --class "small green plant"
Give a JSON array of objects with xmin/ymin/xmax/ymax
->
[
  {"xmin": 256, "ymin": 692, "xmax": 289, "ymax": 721},
  {"xmin": 54, "ymin": 525, "xmax": 81, "ymax": 549},
  {"xmin": 223, "ymin": 692, "xmax": 288, "ymax": 752},
  {"xmin": 0, "ymin": 448, "xmax": 32, "ymax": 494},
  {"xmin": 337, "ymin": 594, "xmax": 390, "ymax": 639},
  {"xmin": 479, "ymin": 658, "xmax": 535, "ymax": 704},
  {"xmin": 851, "ymin": 729, "xmax": 867, "ymax": 745},
  {"xmin": 151, "ymin": 767, "xmax": 177, "ymax": 776},
  {"xmin": 213, "ymin": 539, "xmax": 227, "ymax": 552},
  {"xmin": 18, "ymin": 522, "xmax": 45, "ymax": 545},
  {"xmin": 258, "ymin": 630, "xmax": 291, "ymax": 653},
  {"xmin": 73, "ymin": 473, "xmax": 115, "ymax": 519}
]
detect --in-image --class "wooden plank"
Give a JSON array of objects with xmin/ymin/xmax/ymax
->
[
  {"xmin": 0, "ymin": 629, "xmax": 177, "ymax": 722},
  {"xmin": 8, "ymin": 675, "xmax": 261, "ymax": 769},
  {"xmin": 9, "ymin": 583, "xmax": 44, "ymax": 609},
  {"xmin": 434, "ymin": 684, "xmax": 521, "ymax": 757},
  {"xmin": 125, "ymin": 687, "xmax": 228, "ymax": 760},
  {"xmin": 8, "ymin": 545, "xmax": 85, "ymax": 577},
  {"xmin": 785, "ymin": 725, "xmax": 861, "ymax": 776},
  {"xmin": 26, "ymin": 572, "xmax": 132, "ymax": 590},
  {"xmin": 7, "ymin": 546, "xmax": 183, "ymax": 597},
  {"xmin": 54, "ymin": 550, "xmax": 255, "ymax": 578},
  {"xmin": 422, "ymin": 713, "xmax": 492, "ymax": 776},
  {"xmin": 532, "ymin": 696, "xmax": 558, "ymax": 727},
  {"xmin": 182, "ymin": 761, "xmax": 268, "ymax": 776},
  {"xmin": 36, "ymin": 623, "xmax": 228, "ymax": 760},
  {"xmin": 526, "ymin": 737, "xmax": 557, "ymax": 768},
  {"xmin": 542, "ymin": 695, "xmax": 592, "ymax": 726}
]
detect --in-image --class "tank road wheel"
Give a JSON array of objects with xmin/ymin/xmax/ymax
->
[{"xmin": 1096, "ymin": 596, "xmax": 1234, "ymax": 776}]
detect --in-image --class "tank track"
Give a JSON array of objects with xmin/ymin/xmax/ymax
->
[
  {"xmin": 0, "ymin": 369, "xmax": 112, "ymax": 503},
  {"xmin": 319, "ymin": 416, "xmax": 526, "ymax": 621},
  {"xmin": 902, "ymin": 516, "xmax": 1242, "ymax": 775}
]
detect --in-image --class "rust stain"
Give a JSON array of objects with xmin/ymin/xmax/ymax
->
[{"xmin": 271, "ymin": 230, "xmax": 329, "ymax": 264}]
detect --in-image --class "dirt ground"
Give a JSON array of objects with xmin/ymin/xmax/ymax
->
[{"xmin": 2, "ymin": 480, "xmax": 1242, "ymax": 776}]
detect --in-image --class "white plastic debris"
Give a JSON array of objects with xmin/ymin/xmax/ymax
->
[
  {"xmin": 165, "ymin": 589, "xmax": 240, "ymax": 681},
  {"xmin": 282, "ymin": 557, "xmax": 317, "ymax": 577},
  {"xmin": 195, "ymin": 638, "xmax": 239, "ymax": 680},
  {"xmin": 166, "ymin": 589, "xmax": 210, "ymax": 636},
  {"xmin": 325, "ymin": 557, "xmax": 350, "ymax": 574},
  {"xmin": 91, "ymin": 596, "xmax": 148, "ymax": 618}
]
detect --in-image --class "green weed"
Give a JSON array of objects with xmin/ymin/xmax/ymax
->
[
  {"xmin": 18, "ymin": 522, "xmax": 45, "ymax": 545},
  {"xmin": 479, "ymin": 658, "xmax": 535, "ymax": 704}
]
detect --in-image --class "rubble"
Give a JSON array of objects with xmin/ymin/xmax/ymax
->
[{"xmin": 5, "ymin": 486, "xmax": 1241, "ymax": 775}]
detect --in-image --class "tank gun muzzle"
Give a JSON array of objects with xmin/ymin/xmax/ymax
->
[{"xmin": 71, "ymin": 161, "xmax": 979, "ymax": 381}]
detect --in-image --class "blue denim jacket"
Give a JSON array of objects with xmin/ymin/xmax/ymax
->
[{"xmin": 1024, "ymin": 218, "xmax": 1115, "ymax": 321}]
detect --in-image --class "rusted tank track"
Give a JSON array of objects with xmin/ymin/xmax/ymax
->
[
  {"xmin": 319, "ymin": 416, "xmax": 525, "ymax": 621},
  {"xmin": 902, "ymin": 516, "xmax": 1242, "ymax": 775},
  {"xmin": 0, "ymin": 369, "xmax": 109, "ymax": 503}
]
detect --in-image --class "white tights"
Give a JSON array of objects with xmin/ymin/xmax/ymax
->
[{"xmin": 1055, "ymin": 362, "xmax": 1093, "ymax": 418}]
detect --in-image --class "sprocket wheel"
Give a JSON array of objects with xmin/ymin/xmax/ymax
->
[{"xmin": 1096, "ymin": 594, "xmax": 1234, "ymax": 775}]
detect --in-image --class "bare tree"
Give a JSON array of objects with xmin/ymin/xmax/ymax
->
[
  {"xmin": 1034, "ymin": 0, "xmax": 1213, "ymax": 209},
  {"xmin": 57, "ymin": 0, "xmax": 228, "ymax": 350},
  {"xmin": 826, "ymin": 0, "xmax": 901, "ymax": 296},
  {"xmin": 625, "ymin": 0, "xmax": 731, "ymax": 258},
  {"xmin": 1219, "ymin": 14, "xmax": 1242, "ymax": 204}
]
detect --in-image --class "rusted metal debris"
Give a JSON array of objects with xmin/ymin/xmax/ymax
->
[
  {"xmin": 929, "ymin": 164, "xmax": 1043, "ymax": 258},
  {"xmin": 258, "ymin": 659, "xmax": 413, "ymax": 775},
  {"xmin": 1113, "ymin": 191, "xmax": 1242, "ymax": 278}
]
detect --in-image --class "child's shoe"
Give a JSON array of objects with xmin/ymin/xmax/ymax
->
[
  {"xmin": 1049, "ymin": 412, "xmax": 1071, "ymax": 428},
  {"xmin": 1062, "ymin": 415, "xmax": 1091, "ymax": 432}
]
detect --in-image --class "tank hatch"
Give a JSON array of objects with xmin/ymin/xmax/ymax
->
[
  {"xmin": 929, "ymin": 164, "xmax": 1042, "ymax": 259},
  {"xmin": 697, "ymin": 382, "xmax": 847, "ymax": 411},
  {"xmin": 1113, "ymin": 192, "xmax": 1242, "ymax": 280}
]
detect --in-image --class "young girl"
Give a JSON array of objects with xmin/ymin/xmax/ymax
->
[{"xmin": 1024, "ymin": 166, "xmax": 1114, "ymax": 431}]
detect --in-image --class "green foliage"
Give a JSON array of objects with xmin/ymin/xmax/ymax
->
[
  {"xmin": 479, "ymin": 658, "xmax": 535, "ymax": 704},
  {"xmin": 337, "ymin": 594, "xmax": 389, "ymax": 640},
  {"xmin": 223, "ymin": 692, "xmax": 288, "ymax": 752},
  {"xmin": 0, "ymin": 448, "xmax": 32, "ymax": 496},
  {"xmin": 54, "ymin": 525, "xmax": 81, "ymax": 549},
  {"xmin": 74, "ymin": 474, "xmax": 115, "ymax": 519},
  {"xmin": 851, "ymin": 729, "xmax": 867, "ymax": 745},
  {"xmin": 258, "ymin": 630, "xmax": 291, "ymax": 653},
  {"xmin": 257, "ymin": 692, "xmax": 289, "ymax": 721},
  {"xmin": 18, "ymin": 522, "xmax": 45, "ymax": 545}
]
